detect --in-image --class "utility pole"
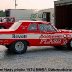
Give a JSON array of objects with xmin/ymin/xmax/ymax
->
[{"xmin": 15, "ymin": 0, "xmax": 17, "ymax": 9}]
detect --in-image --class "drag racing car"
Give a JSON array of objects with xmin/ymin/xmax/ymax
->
[{"xmin": 0, "ymin": 20, "xmax": 72, "ymax": 54}]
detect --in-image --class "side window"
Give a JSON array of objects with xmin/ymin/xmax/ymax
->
[
  {"xmin": 28, "ymin": 23, "xmax": 37, "ymax": 31},
  {"xmin": 46, "ymin": 24, "xmax": 56, "ymax": 32},
  {"xmin": 39, "ymin": 24, "xmax": 46, "ymax": 31},
  {"xmin": 38, "ymin": 24, "xmax": 56, "ymax": 32}
]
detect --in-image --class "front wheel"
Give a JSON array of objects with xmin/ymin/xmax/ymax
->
[
  {"xmin": 5, "ymin": 45, "xmax": 10, "ymax": 48},
  {"xmin": 67, "ymin": 40, "xmax": 72, "ymax": 50},
  {"xmin": 54, "ymin": 46, "xmax": 64, "ymax": 50},
  {"xmin": 9, "ymin": 40, "xmax": 27, "ymax": 54}
]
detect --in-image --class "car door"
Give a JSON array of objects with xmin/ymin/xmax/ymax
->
[
  {"xmin": 27, "ymin": 22, "xmax": 41, "ymax": 46},
  {"xmin": 38, "ymin": 23, "xmax": 63, "ymax": 46}
]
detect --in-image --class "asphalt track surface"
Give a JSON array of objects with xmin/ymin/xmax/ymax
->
[{"xmin": 0, "ymin": 45, "xmax": 72, "ymax": 72}]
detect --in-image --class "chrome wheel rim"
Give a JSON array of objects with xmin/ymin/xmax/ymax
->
[{"xmin": 15, "ymin": 41, "xmax": 24, "ymax": 52}]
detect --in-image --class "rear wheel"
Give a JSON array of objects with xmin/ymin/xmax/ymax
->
[{"xmin": 9, "ymin": 40, "xmax": 27, "ymax": 54}]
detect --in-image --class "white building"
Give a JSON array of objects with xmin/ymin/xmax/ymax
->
[
  {"xmin": 38, "ymin": 8, "xmax": 54, "ymax": 24},
  {"xmin": 5, "ymin": 9, "xmax": 36, "ymax": 21},
  {"xmin": 30, "ymin": 8, "xmax": 54, "ymax": 24}
]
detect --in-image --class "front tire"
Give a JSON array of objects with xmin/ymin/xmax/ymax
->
[
  {"xmin": 5, "ymin": 45, "xmax": 10, "ymax": 48},
  {"xmin": 67, "ymin": 40, "xmax": 72, "ymax": 50},
  {"xmin": 9, "ymin": 40, "xmax": 27, "ymax": 54},
  {"xmin": 54, "ymin": 46, "xmax": 64, "ymax": 50}
]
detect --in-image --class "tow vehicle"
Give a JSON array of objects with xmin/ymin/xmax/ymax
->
[
  {"xmin": 0, "ymin": 20, "xmax": 72, "ymax": 54},
  {"xmin": 0, "ymin": 17, "xmax": 15, "ymax": 29}
]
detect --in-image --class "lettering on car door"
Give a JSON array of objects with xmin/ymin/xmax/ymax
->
[{"xmin": 38, "ymin": 24, "xmax": 62, "ymax": 45}]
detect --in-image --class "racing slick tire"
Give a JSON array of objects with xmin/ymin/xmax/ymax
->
[
  {"xmin": 5, "ymin": 45, "xmax": 10, "ymax": 50},
  {"xmin": 5, "ymin": 45, "xmax": 10, "ymax": 48},
  {"xmin": 9, "ymin": 40, "xmax": 27, "ymax": 54},
  {"xmin": 54, "ymin": 46, "xmax": 64, "ymax": 50},
  {"xmin": 67, "ymin": 40, "xmax": 72, "ymax": 50}
]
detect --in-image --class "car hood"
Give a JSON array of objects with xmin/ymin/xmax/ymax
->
[{"xmin": 58, "ymin": 29, "xmax": 72, "ymax": 33}]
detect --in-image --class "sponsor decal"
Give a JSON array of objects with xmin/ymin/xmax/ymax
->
[
  {"xmin": 12, "ymin": 34, "xmax": 27, "ymax": 38},
  {"xmin": 39, "ymin": 34, "xmax": 63, "ymax": 39},
  {"xmin": 51, "ymin": 39, "xmax": 61, "ymax": 44},
  {"xmin": 39, "ymin": 35, "xmax": 51, "ymax": 39},
  {"xmin": 40, "ymin": 39, "xmax": 61, "ymax": 44},
  {"xmin": 40, "ymin": 39, "xmax": 50, "ymax": 44},
  {"xmin": 39, "ymin": 34, "xmax": 62, "ymax": 44}
]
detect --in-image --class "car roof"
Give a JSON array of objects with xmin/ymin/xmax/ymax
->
[
  {"xmin": 19, "ymin": 20, "xmax": 50, "ymax": 24},
  {"xmin": 19, "ymin": 20, "xmax": 44, "ymax": 22}
]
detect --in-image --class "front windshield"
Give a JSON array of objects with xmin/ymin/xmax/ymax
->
[{"xmin": 9, "ymin": 22, "xmax": 22, "ymax": 30}]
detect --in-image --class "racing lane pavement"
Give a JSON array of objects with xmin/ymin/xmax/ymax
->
[{"xmin": 0, "ymin": 45, "xmax": 72, "ymax": 72}]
